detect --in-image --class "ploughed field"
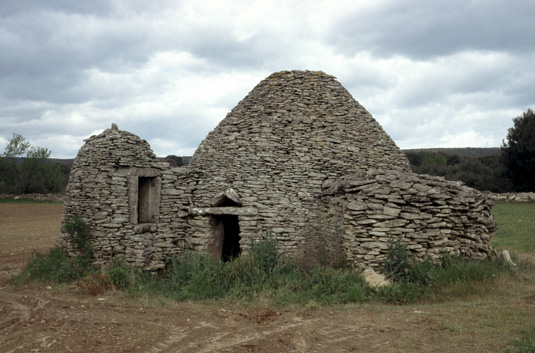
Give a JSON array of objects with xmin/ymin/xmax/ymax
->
[{"xmin": 1, "ymin": 202, "xmax": 534, "ymax": 353}]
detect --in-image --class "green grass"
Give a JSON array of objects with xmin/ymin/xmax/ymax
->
[
  {"xmin": 492, "ymin": 201, "xmax": 535, "ymax": 353},
  {"xmin": 509, "ymin": 338, "xmax": 535, "ymax": 353},
  {"xmin": 14, "ymin": 238, "xmax": 513, "ymax": 307},
  {"xmin": 492, "ymin": 201, "xmax": 535, "ymax": 253},
  {"xmin": 13, "ymin": 247, "xmax": 93, "ymax": 284},
  {"xmin": 506, "ymin": 320, "xmax": 535, "ymax": 353}
]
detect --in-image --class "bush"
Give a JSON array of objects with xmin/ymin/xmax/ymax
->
[
  {"xmin": 378, "ymin": 239, "xmax": 512, "ymax": 303},
  {"xmin": 64, "ymin": 215, "xmax": 92, "ymax": 260},
  {"xmin": 105, "ymin": 260, "xmax": 132, "ymax": 289},
  {"xmin": 222, "ymin": 235, "xmax": 285, "ymax": 293},
  {"xmin": 404, "ymin": 151, "xmax": 511, "ymax": 192},
  {"xmin": 382, "ymin": 238, "xmax": 413, "ymax": 282},
  {"xmin": 300, "ymin": 266, "xmax": 369, "ymax": 304},
  {"xmin": 15, "ymin": 247, "xmax": 81, "ymax": 284},
  {"xmin": 161, "ymin": 252, "xmax": 227, "ymax": 300}
]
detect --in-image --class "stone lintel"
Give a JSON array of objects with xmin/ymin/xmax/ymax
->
[
  {"xmin": 190, "ymin": 206, "xmax": 258, "ymax": 216},
  {"xmin": 116, "ymin": 167, "xmax": 162, "ymax": 177}
]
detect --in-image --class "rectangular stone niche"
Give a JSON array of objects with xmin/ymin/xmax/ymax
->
[
  {"xmin": 127, "ymin": 170, "xmax": 161, "ymax": 227},
  {"xmin": 139, "ymin": 177, "xmax": 157, "ymax": 223}
]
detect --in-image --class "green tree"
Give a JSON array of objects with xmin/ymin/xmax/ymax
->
[
  {"xmin": 502, "ymin": 109, "xmax": 535, "ymax": 191},
  {"xmin": 21, "ymin": 146, "xmax": 52, "ymax": 193},
  {"xmin": 0, "ymin": 133, "xmax": 68, "ymax": 194},
  {"xmin": 1, "ymin": 133, "xmax": 31, "ymax": 192},
  {"xmin": 163, "ymin": 155, "xmax": 184, "ymax": 167}
]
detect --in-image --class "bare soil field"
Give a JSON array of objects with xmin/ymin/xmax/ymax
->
[{"xmin": 1, "ymin": 203, "xmax": 534, "ymax": 353}]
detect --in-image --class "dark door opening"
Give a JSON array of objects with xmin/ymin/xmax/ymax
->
[{"xmin": 217, "ymin": 215, "xmax": 241, "ymax": 261}]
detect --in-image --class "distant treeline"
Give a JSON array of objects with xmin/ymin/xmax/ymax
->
[
  {"xmin": 405, "ymin": 109, "xmax": 535, "ymax": 193},
  {"xmin": 403, "ymin": 150, "xmax": 512, "ymax": 193},
  {"xmin": 403, "ymin": 147, "xmax": 501, "ymax": 158},
  {"xmin": 0, "ymin": 150, "xmax": 526, "ymax": 194},
  {"xmin": 0, "ymin": 157, "xmax": 71, "ymax": 194},
  {"xmin": 0, "ymin": 155, "xmax": 191, "ymax": 194}
]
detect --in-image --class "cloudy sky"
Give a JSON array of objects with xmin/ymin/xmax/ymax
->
[{"xmin": 1, "ymin": 0, "xmax": 534, "ymax": 158}]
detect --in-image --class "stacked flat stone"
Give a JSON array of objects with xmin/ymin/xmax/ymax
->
[
  {"xmin": 321, "ymin": 169, "xmax": 497, "ymax": 269},
  {"xmin": 188, "ymin": 70, "xmax": 411, "ymax": 255},
  {"xmin": 60, "ymin": 124, "xmax": 191, "ymax": 268},
  {"xmin": 60, "ymin": 70, "xmax": 497, "ymax": 270},
  {"xmin": 488, "ymin": 192, "xmax": 535, "ymax": 202}
]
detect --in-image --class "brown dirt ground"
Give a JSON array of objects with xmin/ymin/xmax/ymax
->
[{"xmin": 1, "ymin": 203, "xmax": 534, "ymax": 353}]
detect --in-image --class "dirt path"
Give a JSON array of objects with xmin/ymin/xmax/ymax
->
[
  {"xmin": 0, "ymin": 289, "xmax": 417, "ymax": 353},
  {"xmin": 0, "ymin": 203, "xmax": 533, "ymax": 352}
]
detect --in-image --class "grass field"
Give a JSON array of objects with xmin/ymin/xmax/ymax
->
[{"xmin": 492, "ymin": 201, "xmax": 535, "ymax": 254}]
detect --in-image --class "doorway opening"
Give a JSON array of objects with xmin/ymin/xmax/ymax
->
[{"xmin": 211, "ymin": 215, "xmax": 241, "ymax": 261}]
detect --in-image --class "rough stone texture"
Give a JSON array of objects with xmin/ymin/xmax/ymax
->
[
  {"xmin": 187, "ymin": 70, "xmax": 411, "ymax": 256},
  {"xmin": 60, "ymin": 125, "xmax": 191, "ymax": 268},
  {"xmin": 362, "ymin": 268, "xmax": 391, "ymax": 288},
  {"xmin": 0, "ymin": 194, "xmax": 65, "ymax": 202},
  {"xmin": 320, "ymin": 169, "xmax": 497, "ymax": 269},
  {"xmin": 487, "ymin": 192, "xmax": 535, "ymax": 202},
  {"xmin": 60, "ymin": 70, "xmax": 497, "ymax": 270}
]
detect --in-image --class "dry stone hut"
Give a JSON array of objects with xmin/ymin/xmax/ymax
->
[{"xmin": 61, "ymin": 70, "xmax": 497, "ymax": 270}]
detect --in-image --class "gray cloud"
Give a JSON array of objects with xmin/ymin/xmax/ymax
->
[{"xmin": 332, "ymin": 0, "xmax": 535, "ymax": 59}]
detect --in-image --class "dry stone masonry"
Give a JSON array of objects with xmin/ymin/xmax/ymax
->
[
  {"xmin": 60, "ymin": 70, "xmax": 497, "ymax": 270},
  {"xmin": 321, "ymin": 170, "xmax": 496, "ymax": 269}
]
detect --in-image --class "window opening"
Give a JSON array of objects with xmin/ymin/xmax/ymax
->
[{"xmin": 138, "ymin": 177, "xmax": 156, "ymax": 223}]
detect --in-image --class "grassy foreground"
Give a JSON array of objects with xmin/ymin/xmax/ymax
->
[{"xmin": 492, "ymin": 201, "xmax": 535, "ymax": 352}]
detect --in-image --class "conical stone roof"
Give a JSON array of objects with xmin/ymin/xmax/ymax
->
[{"xmin": 191, "ymin": 70, "xmax": 410, "ymax": 176}]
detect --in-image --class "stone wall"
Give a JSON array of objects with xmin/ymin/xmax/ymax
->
[
  {"xmin": 60, "ymin": 70, "xmax": 498, "ymax": 271},
  {"xmin": 487, "ymin": 192, "xmax": 535, "ymax": 202},
  {"xmin": 187, "ymin": 70, "xmax": 411, "ymax": 256},
  {"xmin": 0, "ymin": 193, "xmax": 64, "ymax": 202},
  {"xmin": 321, "ymin": 170, "xmax": 497, "ymax": 269}
]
